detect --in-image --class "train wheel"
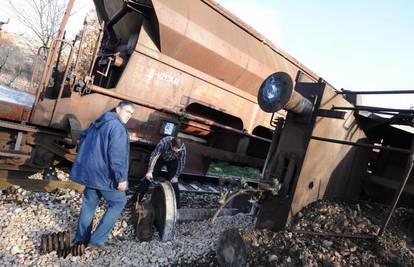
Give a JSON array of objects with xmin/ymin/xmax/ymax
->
[{"xmin": 151, "ymin": 182, "xmax": 177, "ymax": 241}]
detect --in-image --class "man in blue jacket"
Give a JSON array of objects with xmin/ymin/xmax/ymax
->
[{"xmin": 70, "ymin": 100, "xmax": 135, "ymax": 248}]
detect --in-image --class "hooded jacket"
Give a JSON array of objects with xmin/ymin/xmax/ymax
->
[{"xmin": 70, "ymin": 111, "xmax": 130, "ymax": 191}]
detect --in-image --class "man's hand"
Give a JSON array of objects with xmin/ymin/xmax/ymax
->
[
  {"xmin": 118, "ymin": 181, "xmax": 127, "ymax": 191},
  {"xmin": 171, "ymin": 176, "xmax": 178, "ymax": 183},
  {"xmin": 145, "ymin": 172, "xmax": 153, "ymax": 181}
]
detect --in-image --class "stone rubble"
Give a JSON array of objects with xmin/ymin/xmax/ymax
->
[
  {"xmin": 2, "ymin": 173, "xmax": 414, "ymax": 266},
  {"xmin": 180, "ymin": 192, "xmax": 219, "ymax": 209},
  {"xmin": 0, "ymin": 185, "xmax": 252, "ymax": 266},
  {"xmin": 28, "ymin": 168, "xmax": 70, "ymax": 182},
  {"xmin": 235, "ymin": 201, "xmax": 414, "ymax": 266}
]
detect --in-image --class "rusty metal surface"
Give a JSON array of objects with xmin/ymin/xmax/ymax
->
[
  {"xmin": 95, "ymin": 48, "xmax": 275, "ymax": 133},
  {"xmin": 49, "ymin": 41, "xmax": 76, "ymax": 127},
  {"xmin": 0, "ymin": 118, "xmax": 76, "ymax": 169},
  {"xmin": 3, "ymin": 0, "xmax": 352, "ymax": 180},
  {"xmin": 23, "ymin": 0, "xmax": 317, "ymax": 179},
  {"xmin": 88, "ymin": 0, "xmax": 320, "ymax": 136},
  {"xmin": 0, "ymin": 150, "xmax": 31, "ymax": 158},
  {"xmin": 29, "ymin": 46, "xmax": 49, "ymax": 118},
  {"xmin": 28, "ymin": 47, "xmax": 270, "ymax": 173},
  {"xmin": 93, "ymin": 0, "xmax": 144, "ymax": 46},
  {"xmin": 199, "ymin": 0, "xmax": 320, "ymax": 80},
  {"xmin": 76, "ymin": 1, "xmax": 414, "ymax": 236},
  {"xmin": 0, "ymin": 119, "xmax": 64, "ymax": 136},
  {"xmin": 2, "ymin": 1, "xmax": 412, "ymax": 240},
  {"xmin": 86, "ymin": 83, "xmax": 271, "ymax": 143},
  {"xmin": 289, "ymin": 87, "xmax": 367, "ymax": 217},
  {"xmin": 150, "ymin": 0, "xmax": 320, "ymax": 95},
  {"xmin": 0, "ymin": 85, "xmax": 34, "ymax": 122},
  {"xmin": 0, "ymin": 101, "xmax": 31, "ymax": 122},
  {"xmin": 256, "ymin": 82, "xmax": 326, "ymax": 230},
  {"xmin": 37, "ymin": 0, "xmax": 75, "ymax": 106},
  {"xmin": 255, "ymin": 76, "xmax": 370, "ymax": 231},
  {"xmin": 40, "ymin": 231, "xmax": 74, "ymax": 257}
]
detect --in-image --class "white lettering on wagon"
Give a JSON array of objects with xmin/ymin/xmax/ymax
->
[{"xmin": 145, "ymin": 68, "xmax": 180, "ymax": 86}]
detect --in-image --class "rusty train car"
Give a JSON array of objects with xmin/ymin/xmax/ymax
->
[
  {"xmin": 0, "ymin": 0, "xmax": 360, "ymax": 182},
  {"xmin": 1, "ymin": 0, "xmax": 413, "ymax": 235}
]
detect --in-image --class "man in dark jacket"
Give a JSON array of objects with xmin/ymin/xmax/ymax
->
[
  {"xmin": 70, "ymin": 101, "xmax": 135, "ymax": 248},
  {"xmin": 131, "ymin": 136, "xmax": 186, "ymax": 207}
]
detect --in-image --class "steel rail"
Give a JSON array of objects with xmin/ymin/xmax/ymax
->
[
  {"xmin": 339, "ymin": 89, "xmax": 414, "ymax": 95},
  {"xmin": 310, "ymin": 136, "xmax": 412, "ymax": 154},
  {"xmin": 0, "ymin": 170, "xmax": 84, "ymax": 192},
  {"xmin": 332, "ymin": 105, "xmax": 414, "ymax": 114}
]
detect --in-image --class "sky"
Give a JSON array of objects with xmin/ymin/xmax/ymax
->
[
  {"xmin": 218, "ymin": 0, "xmax": 414, "ymax": 109},
  {"xmin": 1, "ymin": 0, "xmax": 413, "ymax": 109}
]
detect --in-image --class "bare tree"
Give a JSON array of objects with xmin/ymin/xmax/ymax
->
[
  {"xmin": 0, "ymin": 19, "xmax": 10, "ymax": 31},
  {"xmin": 0, "ymin": 35, "xmax": 36, "ymax": 90},
  {"xmin": 5, "ymin": 0, "xmax": 68, "ymax": 48},
  {"xmin": 0, "ymin": 51, "xmax": 10, "ymax": 73},
  {"xmin": 7, "ymin": 65, "xmax": 22, "ymax": 87},
  {"xmin": 0, "ymin": 38, "xmax": 13, "ymax": 74}
]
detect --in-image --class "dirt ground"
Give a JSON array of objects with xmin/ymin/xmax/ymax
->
[{"xmin": 186, "ymin": 200, "xmax": 414, "ymax": 267}]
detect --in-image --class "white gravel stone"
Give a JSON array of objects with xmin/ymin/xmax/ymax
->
[
  {"xmin": 0, "ymin": 185, "xmax": 253, "ymax": 266},
  {"xmin": 268, "ymin": 254, "xmax": 278, "ymax": 262},
  {"xmin": 11, "ymin": 245, "xmax": 23, "ymax": 256}
]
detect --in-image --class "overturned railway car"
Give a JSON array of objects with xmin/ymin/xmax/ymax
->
[
  {"xmin": 1, "ymin": 0, "xmax": 413, "ymax": 233},
  {"xmin": 1, "ymin": 0, "xmax": 328, "ymax": 177}
]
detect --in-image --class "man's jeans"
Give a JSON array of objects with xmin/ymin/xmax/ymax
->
[{"xmin": 75, "ymin": 187, "xmax": 127, "ymax": 246}]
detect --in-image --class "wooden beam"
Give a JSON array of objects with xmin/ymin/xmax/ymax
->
[{"xmin": 0, "ymin": 178, "xmax": 84, "ymax": 192}]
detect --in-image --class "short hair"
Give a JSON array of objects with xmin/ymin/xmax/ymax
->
[
  {"xmin": 117, "ymin": 100, "xmax": 135, "ymax": 110},
  {"xmin": 171, "ymin": 137, "xmax": 183, "ymax": 149}
]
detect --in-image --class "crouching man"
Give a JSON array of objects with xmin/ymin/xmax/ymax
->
[
  {"xmin": 70, "ymin": 101, "xmax": 135, "ymax": 248},
  {"xmin": 131, "ymin": 136, "xmax": 186, "ymax": 208}
]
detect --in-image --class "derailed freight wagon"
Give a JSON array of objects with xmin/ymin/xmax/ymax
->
[
  {"xmin": 2, "ymin": 0, "xmax": 414, "ymax": 235},
  {"xmin": 0, "ymin": 0, "xmax": 327, "ymax": 177}
]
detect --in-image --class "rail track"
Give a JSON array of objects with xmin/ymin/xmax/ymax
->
[
  {"xmin": 0, "ymin": 168, "xmax": 260, "ymax": 196},
  {"xmin": 0, "ymin": 169, "xmax": 84, "ymax": 192}
]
